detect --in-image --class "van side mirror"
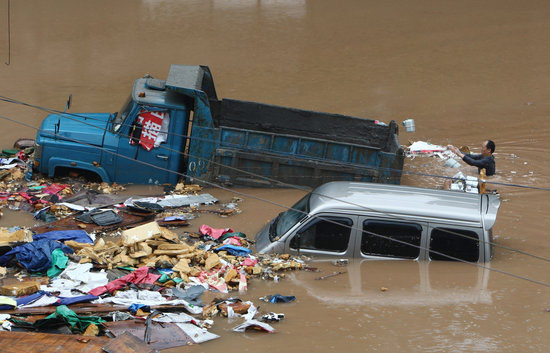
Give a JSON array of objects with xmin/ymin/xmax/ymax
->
[{"xmin": 290, "ymin": 232, "xmax": 302, "ymax": 255}]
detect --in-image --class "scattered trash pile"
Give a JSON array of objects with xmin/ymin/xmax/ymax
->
[
  {"xmin": 0, "ymin": 139, "xmax": 314, "ymax": 350},
  {"xmin": 1, "ymin": 140, "xmax": 242, "ymax": 223},
  {"xmin": 0, "ymin": 218, "xmax": 306, "ymax": 350},
  {"xmin": 0, "ymin": 142, "xmax": 305, "ymax": 350}
]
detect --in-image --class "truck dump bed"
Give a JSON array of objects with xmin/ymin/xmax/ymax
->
[{"xmin": 206, "ymin": 98, "xmax": 404, "ymax": 187}]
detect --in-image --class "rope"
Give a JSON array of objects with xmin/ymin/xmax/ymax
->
[{"xmin": 4, "ymin": 0, "xmax": 10, "ymax": 66}]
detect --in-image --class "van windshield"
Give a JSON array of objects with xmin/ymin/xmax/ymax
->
[{"xmin": 269, "ymin": 193, "xmax": 310, "ymax": 241}]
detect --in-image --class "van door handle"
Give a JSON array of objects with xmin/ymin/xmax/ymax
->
[{"xmin": 156, "ymin": 154, "xmax": 168, "ymax": 160}]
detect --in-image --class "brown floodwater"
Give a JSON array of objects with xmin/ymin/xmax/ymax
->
[{"xmin": 0, "ymin": 0, "xmax": 549, "ymax": 352}]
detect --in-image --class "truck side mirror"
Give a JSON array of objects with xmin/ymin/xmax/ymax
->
[
  {"xmin": 130, "ymin": 119, "xmax": 142, "ymax": 145},
  {"xmin": 64, "ymin": 94, "xmax": 72, "ymax": 113}
]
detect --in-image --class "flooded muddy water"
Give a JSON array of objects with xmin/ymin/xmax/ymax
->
[{"xmin": 0, "ymin": 0, "xmax": 549, "ymax": 351}]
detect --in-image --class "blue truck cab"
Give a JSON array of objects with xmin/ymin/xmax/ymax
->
[{"xmin": 35, "ymin": 65, "xmax": 405, "ymax": 187}]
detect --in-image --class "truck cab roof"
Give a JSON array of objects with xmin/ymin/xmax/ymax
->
[{"xmin": 132, "ymin": 65, "xmax": 217, "ymax": 109}]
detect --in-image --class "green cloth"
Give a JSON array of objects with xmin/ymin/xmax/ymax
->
[
  {"xmin": 218, "ymin": 232, "xmax": 247, "ymax": 242},
  {"xmin": 47, "ymin": 248, "xmax": 69, "ymax": 277},
  {"xmin": 158, "ymin": 273, "xmax": 170, "ymax": 283},
  {"xmin": 34, "ymin": 305, "xmax": 105, "ymax": 333},
  {"xmin": 1, "ymin": 149, "xmax": 18, "ymax": 156}
]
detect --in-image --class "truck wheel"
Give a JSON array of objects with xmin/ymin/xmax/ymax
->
[{"xmin": 54, "ymin": 167, "xmax": 102, "ymax": 183}]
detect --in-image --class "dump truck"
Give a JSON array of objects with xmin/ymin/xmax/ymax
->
[{"xmin": 34, "ymin": 65, "xmax": 404, "ymax": 187}]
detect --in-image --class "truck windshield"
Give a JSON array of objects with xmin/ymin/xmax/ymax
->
[
  {"xmin": 112, "ymin": 95, "xmax": 134, "ymax": 132},
  {"xmin": 269, "ymin": 193, "xmax": 310, "ymax": 241}
]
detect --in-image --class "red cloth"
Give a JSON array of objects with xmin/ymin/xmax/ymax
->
[
  {"xmin": 15, "ymin": 150, "xmax": 27, "ymax": 161},
  {"xmin": 199, "ymin": 224, "xmax": 234, "ymax": 240},
  {"xmin": 135, "ymin": 110, "xmax": 166, "ymax": 151},
  {"xmin": 18, "ymin": 192, "xmax": 49, "ymax": 205},
  {"xmin": 43, "ymin": 184, "xmax": 69, "ymax": 195},
  {"xmin": 88, "ymin": 266, "xmax": 160, "ymax": 296}
]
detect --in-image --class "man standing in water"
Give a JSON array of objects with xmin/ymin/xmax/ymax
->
[{"xmin": 448, "ymin": 140, "xmax": 496, "ymax": 176}]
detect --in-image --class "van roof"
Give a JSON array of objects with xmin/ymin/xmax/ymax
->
[{"xmin": 309, "ymin": 181, "xmax": 492, "ymax": 226}]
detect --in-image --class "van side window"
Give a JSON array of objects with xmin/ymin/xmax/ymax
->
[
  {"xmin": 361, "ymin": 221, "xmax": 422, "ymax": 258},
  {"xmin": 290, "ymin": 217, "xmax": 352, "ymax": 252},
  {"xmin": 429, "ymin": 228, "xmax": 479, "ymax": 262}
]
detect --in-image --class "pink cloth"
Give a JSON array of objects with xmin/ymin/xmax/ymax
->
[
  {"xmin": 223, "ymin": 237, "xmax": 242, "ymax": 246},
  {"xmin": 238, "ymin": 272, "xmax": 247, "ymax": 292},
  {"xmin": 199, "ymin": 224, "xmax": 234, "ymax": 240},
  {"xmin": 241, "ymin": 258, "xmax": 258, "ymax": 267},
  {"xmin": 198, "ymin": 270, "xmax": 228, "ymax": 293},
  {"xmin": 89, "ymin": 266, "xmax": 160, "ymax": 296}
]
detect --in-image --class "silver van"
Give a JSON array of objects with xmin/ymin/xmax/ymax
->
[{"xmin": 255, "ymin": 182, "xmax": 501, "ymax": 262}]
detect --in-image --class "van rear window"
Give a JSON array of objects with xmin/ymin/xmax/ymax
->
[
  {"xmin": 361, "ymin": 221, "xmax": 422, "ymax": 259},
  {"xmin": 429, "ymin": 228, "xmax": 479, "ymax": 262}
]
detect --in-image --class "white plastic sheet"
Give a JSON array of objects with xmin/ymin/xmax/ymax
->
[
  {"xmin": 123, "ymin": 194, "xmax": 218, "ymax": 208},
  {"xmin": 232, "ymin": 319, "xmax": 275, "ymax": 333},
  {"xmin": 41, "ymin": 262, "xmax": 108, "ymax": 295},
  {"xmin": 176, "ymin": 323, "xmax": 220, "ymax": 343},
  {"xmin": 95, "ymin": 289, "xmax": 203, "ymax": 315}
]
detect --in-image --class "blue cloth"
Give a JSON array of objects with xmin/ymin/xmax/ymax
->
[
  {"xmin": 128, "ymin": 303, "xmax": 150, "ymax": 314},
  {"xmin": 171, "ymin": 285, "xmax": 205, "ymax": 306},
  {"xmin": 263, "ymin": 294, "xmax": 296, "ymax": 303},
  {"xmin": 57, "ymin": 294, "xmax": 99, "ymax": 306},
  {"xmin": 214, "ymin": 245, "xmax": 252, "ymax": 257},
  {"xmin": 33, "ymin": 230, "xmax": 93, "ymax": 244},
  {"xmin": 14, "ymin": 292, "xmax": 98, "ymax": 307},
  {"xmin": 0, "ymin": 239, "xmax": 74, "ymax": 272},
  {"xmin": 16, "ymin": 291, "xmax": 51, "ymax": 306}
]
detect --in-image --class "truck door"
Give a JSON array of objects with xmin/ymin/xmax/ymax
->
[{"xmin": 115, "ymin": 106, "xmax": 172, "ymax": 184}]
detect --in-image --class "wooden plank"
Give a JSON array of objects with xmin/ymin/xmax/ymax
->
[
  {"xmin": 102, "ymin": 331, "xmax": 160, "ymax": 353},
  {"xmin": 0, "ymin": 331, "xmax": 109, "ymax": 353},
  {"xmin": 103, "ymin": 321, "xmax": 194, "ymax": 350},
  {"xmin": 31, "ymin": 210, "xmax": 155, "ymax": 234}
]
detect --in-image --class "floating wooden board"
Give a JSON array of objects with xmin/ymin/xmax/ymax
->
[
  {"xmin": 102, "ymin": 331, "xmax": 160, "ymax": 353},
  {"xmin": 0, "ymin": 331, "xmax": 109, "ymax": 353},
  {"xmin": 31, "ymin": 209, "xmax": 155, "ymax": 234},
  {"xmin": 103, "ymin": 321, "xmax": 194, "ymax": 350}
]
